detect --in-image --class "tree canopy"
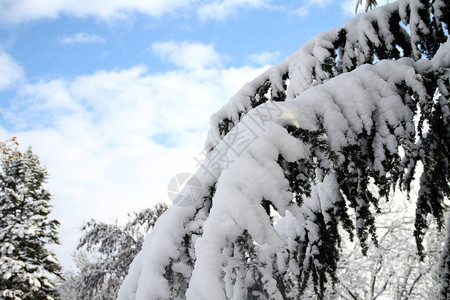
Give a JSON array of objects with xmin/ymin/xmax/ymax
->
[
  {"xmin": 58, "ymin": 203, "xmax": 168, "ymax": 300},
  {"xmin": 118, "ymin": 0, "xmax": 449, "ymax": 299},
  {"xmin": 0, "ymin": 148, "xmax": 62, "ymax": 300}
]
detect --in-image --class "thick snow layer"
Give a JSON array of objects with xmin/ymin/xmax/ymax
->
[
  {"xmin": 205, "ymin": 0, "xmax": 437, "ymax": 151},
  {"xmin": 118, "ymin": 49, "xmax": 448, "ymax": 298},
  {"xmin": 118, "ymin": 2, "xmax": 449, "ymax": 299}
]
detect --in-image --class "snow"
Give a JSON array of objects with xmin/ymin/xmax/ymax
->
[
  {"xmin": 119, "ymin": 206, "xmax": 197, "ymax": 299},
  {"xmin": 433, "ymin": 39, "xmax": 450, "ymax": 71},
  {"xmin": 206, "ymin": 0, "xmax": 449, "ymax": 154},
  {"xmin": 119, "ymin": 52, "xmax": 441, "ymax": 298},
  {"xmin": 118, "ymin": 1, "xmax": 449, "ymax": 299}
]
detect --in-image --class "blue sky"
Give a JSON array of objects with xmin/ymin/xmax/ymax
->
[{"xmin": 0, "ymin": 0, "xmax": 367, "ymax": 268}]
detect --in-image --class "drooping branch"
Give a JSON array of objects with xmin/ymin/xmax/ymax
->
[
  {"xmin": 118, "ymin": 2, "xmax": 449, "ymax": 299},
  {"xmin": 207, "ymin": 0, "xmax": 449, "ymax": 150}
]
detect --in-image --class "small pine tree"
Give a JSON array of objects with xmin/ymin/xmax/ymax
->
[{"xmin": 0, "ymin": 148, "xmax": 62, "ymax": 300}]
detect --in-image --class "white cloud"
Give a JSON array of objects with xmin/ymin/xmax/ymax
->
[
  {"xmin": 307, "ymin": 0, "xmax": 332, "ymax": 7},
  {"xmin": 0, "ymin": 0, "xmax": 389, "ymax": 26},
  {"xmin": 1, "ymin": 59, "xmax": 267, "ymax": 268},
  {"xmin": 59, "ymin": 32, "xmax": 105, "ymax": 45},
  {"xmin": 152, "ymin": 41, "xmax": 223, "ymax": 70},
  {"xmin": 292, "ymin": 6, "xmax": 309, "ymax": 17},
  {"xmin": 198, "ymin": 0, "xmax": 271, "ymax": 21},
  {"xmin": 0, "ymin": 52, "xmax": 24, "ymax": 91},
  {"xmin": 0, "ymin": 0, "xmax": 319, "ymax": 25},
  {"xmin": 249, "ymin": 51, "xmax": 281, "ymax": 65},
  {"xmin": 0, "ymin": 0, "xmax": 191, "ymax": 25}
]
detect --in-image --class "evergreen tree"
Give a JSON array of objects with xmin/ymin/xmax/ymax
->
[
  {"xmin": 119, "ymin": 0, "xmax": 449, "ymax": 299},
  {"xmin": 58, "ymin": 203, "xmax": 167, "ymax": 300},
  {"xmin": 0, "ymin": 148, "xmax": 62, "ymax": 300}
]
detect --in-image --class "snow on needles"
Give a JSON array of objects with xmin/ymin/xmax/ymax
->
[
  {"xmin": 119, "ymin": 47, "xmax": 448, "ymax": 298},
  {"xmin": 206, "ymin": 0, "xmax": 445, "ymax": 151},
  {"xmin": 118, "ymin": 0, "xmax": 449, "ymax": 298}
]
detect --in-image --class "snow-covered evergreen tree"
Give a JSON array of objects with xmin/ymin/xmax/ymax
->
[
  {"xmin": 119, "ymin": 0, "xmax": 449, "ymax": 299},
  {"xmin": 59, "ymin": 203, "xmax": 167, "ymax": 300},
  {"xmin": 0, "ymin": 148, "xmax": 62, "ymax": 300}
]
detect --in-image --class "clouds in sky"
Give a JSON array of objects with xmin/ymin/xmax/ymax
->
[
  {"xmin": 59, "ymin": 32, "xmax": 106, "ymax": 45},
  {"xmin": 0, "ymin": 0, "xmax": 355, "ymax": 25},
  {"xmin": 152, "ymin": 41, "xmax": 223, "ymax": 70},
  {"xmin": 0, "ymin": 41, "xmax": 268, "ymax": 267},
  {"xmin": 249, "ymin": 51, "xmax": 281, "ymax": 65},
  {"xmin": 292, "ymin": 6, "xmax": 309, "ymax": 17},
  {"xmin": 307, "ymin": 0, "xmax": 333, "ymax": 7},
  {"xmin": 197, "ymin": 0, "xmax": 271, "ymax": 21},
  {"xmin": 0, "ymin": 0, "xmax": 267, "ymax": 24},
  {"xmin": 0, "ymin": 52, "xmax": 24, "ymax": 90},
  {"xmin": 292, "ymin": 0, "xmax": 336, "ymax": 18},
  {"xmin": 0, "ymin": 0, "xmax": 192, "ymax": 25}
]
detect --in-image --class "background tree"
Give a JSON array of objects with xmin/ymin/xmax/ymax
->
[
  {"xmin": 0, "ymin": 148, "xmax": 62, "ymax": 300},
  {"xmin": 119, "ymin": 0, "xmax": 449, "ymax": 299},
  {"xmin": 303, "ymin": 194, "xmax": 444, "ymax": 300},
  {"xmin": 58, "ymin": 203, "xmax": 168, "ymax": 300},
  {"xmin": 55, "ymin": 269, "xmax": 78, "ymax": 300}
]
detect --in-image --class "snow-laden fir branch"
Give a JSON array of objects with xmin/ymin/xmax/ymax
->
[
  {"xmin": 206, "ymin": 0, "xmax": 448, "ymax": 150},
  {"xmin": 119, "ymin": 0, "xmax": 449, "ymax": 299}
]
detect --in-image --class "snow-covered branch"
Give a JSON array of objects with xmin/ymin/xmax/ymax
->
[{"xmin": 119, "ymin": 1, "xmax": 449, "ymax": 299}]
